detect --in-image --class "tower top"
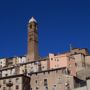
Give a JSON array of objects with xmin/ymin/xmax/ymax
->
[{"xmin": 29, "ymin": 17, "xmax": 37, "ymax": 23}]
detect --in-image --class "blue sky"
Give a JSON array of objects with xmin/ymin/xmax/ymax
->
[{"xmin": 0, "ymin": 0, "xmax": 90, "ymax": 57}]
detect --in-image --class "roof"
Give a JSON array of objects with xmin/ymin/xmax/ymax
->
[
  {"xmin": 0, "ymin": 74, "xmax": 30, "ymax": 80},
  {"xmin": 28, "ymin": 67, "xmax": 67, "ymax": 75},
  {"xmin": 29, "ymin": 17, "xmax": 37, "ymax": 23}
]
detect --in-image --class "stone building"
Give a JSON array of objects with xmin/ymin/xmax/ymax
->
[
  {"xmin": 30, "ymin": 67, "xmax": 74, "ymax": 90},
  {"xmin": 49, "ymin": 53, "xmax": 76, "ymax": 76},
  {"xmin": 0, "ymin": 17, "xmax": 90, "ymax": 90},
  {"xmin": 0, "ymin": 74, "xmax": 30, "ymax": 90}
]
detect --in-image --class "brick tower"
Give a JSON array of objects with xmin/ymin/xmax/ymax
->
[{"xmin": 27, "ymin": 17, "xmax": 39, "ymax": 61}]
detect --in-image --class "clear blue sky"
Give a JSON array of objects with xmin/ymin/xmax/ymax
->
[{"xmin": 0, "ymin": 0, "xmax": 90, "ymax": 58}]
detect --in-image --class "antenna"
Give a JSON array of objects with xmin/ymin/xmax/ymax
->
[{"xmin": 69, "ymin": 44, "xmax": 72, "ymax": 52}]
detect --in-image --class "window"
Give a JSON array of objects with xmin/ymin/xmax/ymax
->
[
  {"xmin": 57, "ymin": 59, "xmax": 59, "ymax": 61},
  {"xmin": 36, "ymin": 87, "xmax": 38, "ymax": 90},
  {"xmin": 8, "ymin": 79, "xmax": 11, "ymax": 82},
  {"xmin": 35, "ymin": 80, "xmax": 37, "ymax": 84},
  {"xmin": 75, "ymin": 63, "xmax": 77, "ymax": 67},
  {"xmin": 44, "ymin": 79, "xmax": 47, "ymax": 86},
  {"xmin": 5, "ymin": 74, "xmax": 8, "ymax": 77},
  {"xmin": 16, "ymin": 85, "xmax": 19, "ymax": 89},
  {"xmin": 51, "ymin": 58, "xmax": 53, "ymax": 60},
  {"xmin": 0, "ymin": 83, "xmax": 1, "ymax": 88},
  {"xmin": 30, "ymin": 24, "xmax": 32, "ymax": 29},
  {"xmin": 29, "ymin": 38, "xmax": 33, "ymax": 41},
  {"xmin": 42, "ymin": 66, "xmax": 44, "ymax": 69},
  {"xmin": 56, "ymin": 70, "xmax": 58, "ymax": 73},
  {"xmin": 16, "ymin": 78, "xmax": 19, "ymax": 83},
  {"xmin": 3, "ymin": 80, "xmax": 6, "ymax": 84},
  {"xmin": 3, "ymin": 87, "xmax": 6, "ymax": 90}
]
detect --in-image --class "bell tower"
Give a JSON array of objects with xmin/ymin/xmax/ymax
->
[{"xmin": 27, "ymin": 17, "xmax": 39, "ymax": 61}]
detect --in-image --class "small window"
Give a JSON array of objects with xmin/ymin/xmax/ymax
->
[
  {"xmin": 51, "ymin": 58, "xmax": 53, "ymax": 60},
  {"xmin": 42, "ymin": 66, "xmax": 44, "ymax": 68},
  {"xmin": 3, "ymin": 87, "xmax": 6, "ymax": 90},
  {"xmin": 5, "ymin": 74, "xmax": 8, "ymax": 77},
  {"xmin": 9, "ymin": 79, "xmax": 11, "ymax": 82},
  {"xmin": 16, "ymin": 78, "xmax": 19, "ymax": 83},
  {"xmin": 29, "ymin": 38, "xmax": 33, "ymax": 41},
  {"xmin": 75, "ymin": 63, "xmax": 77, "ymax": 67},
  {"xmin": 3, "ymin": 79, "xmax": 6, "ymax": 84},
  {"xmin": 0, "ymin": 84, "xmax": 1, "ymax": 88},
  {"xmin": 30, "ymin": 24, "xmax": 32, "ymax": 29},
  {"xmin": 36, "ymin": 87, "xmax": 39, "ymax": 90},
  {"xmin": 44, "ymin": 79, "xmax": 47, "ymax": 86},
  {"xmin": 16, "ymin": 78, "xmax": 19, "ymax": 80},
  {"xmin": 16, "ymin": 85, "xmax": 19, "ymax": 89},
  {"xmin": 57, "ymin": 59, "xmax": 59, "ymax": 61},
  {"xmin": 35, "ymin": 80, "xmax": 37, "ymax": 84}
]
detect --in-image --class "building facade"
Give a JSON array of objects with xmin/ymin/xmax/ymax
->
[
  {"xmin": 0, "ymin": 74, "xmax": 30, "ymax": 90},
  {"xmin": 30, "ymin": 68, "xmax": 74, "ymax": 90},
  {"xmin": 0, "ymin": 17, "xmax": 89, "ymax": 90}
]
